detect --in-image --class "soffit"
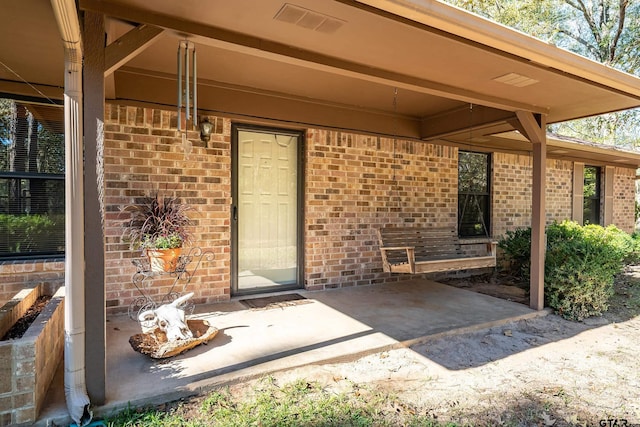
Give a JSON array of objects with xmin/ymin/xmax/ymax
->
[
  {"xmin": 0, "ymin": 1, "xmax": 64, "ymax": 91},
  {"xmin": 451, "ymin": 131, "xmax": 640, "ymax": 168},
  {"xmin": 4, "ymin": 0, "xmax": 640, "ymax": 142},
  {"xmin": 92, "ymin": 0, "xmax": 640, "ymax": 123}
]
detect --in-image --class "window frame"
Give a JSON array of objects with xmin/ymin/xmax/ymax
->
[
  {"xmin": 0, "ymin": 98, "xmax": 65, "ymax": 260},
  {"xmin": 457, "ymin": 150, "xmax": 491, "ymax": 238},
  {"xmin": 583, "ymin": 165, "xmax": 601, "ymax": 225}
]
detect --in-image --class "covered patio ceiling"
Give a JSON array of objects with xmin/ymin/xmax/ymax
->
[{"xmin": 4, "ymin": 0, "xmax": 640, "ymax": 145}]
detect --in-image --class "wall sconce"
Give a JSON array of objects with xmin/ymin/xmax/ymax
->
[{"xmin": 199, "ymin": 117, "xmax": 214, "ymax": 142}]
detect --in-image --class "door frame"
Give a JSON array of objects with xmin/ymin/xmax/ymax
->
[{"xmin": 230, "ymin": 123, "xmax": 305, "ymax": 296}]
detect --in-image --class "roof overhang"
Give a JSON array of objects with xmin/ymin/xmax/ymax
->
[
  {"xmin": 483, "ymin": 131, "xmax": 640, "ymax": 168},
  {"xmin": 3, "ymin": 0, "xmax": 640, "ymax": 142}
]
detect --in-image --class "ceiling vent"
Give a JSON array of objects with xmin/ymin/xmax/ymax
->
[
  {"xmin": 274, "ymin": 3, "xmax": 345, "ymax": 34},
  {"xmin": 492, "ymin": 72, "xmax": 539, "ymax": 88}
]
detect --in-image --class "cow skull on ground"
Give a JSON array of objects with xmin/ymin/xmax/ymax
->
[{"xmin": 138, "ymin": 292, "xmax": 194, "ymax": 341}]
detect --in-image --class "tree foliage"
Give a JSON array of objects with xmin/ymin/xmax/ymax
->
[{"xmin": 444, "ymin": 0, "xmax": 640, "ymax": 146}]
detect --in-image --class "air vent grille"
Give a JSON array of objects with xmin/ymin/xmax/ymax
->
[
  {"xmin": 274, "ymin": 3, "xmax": 345, "ymax": 34},
  {"xmin": 492, "ymin": 72, "xmax": 539, "ymax": 88}
]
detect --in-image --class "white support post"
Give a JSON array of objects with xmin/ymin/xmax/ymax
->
[{"xmin": 50, "ymin": 0, "xmax": 92, "ymax": 424}]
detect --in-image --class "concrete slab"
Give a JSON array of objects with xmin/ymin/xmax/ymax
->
[{"xmin": 36, "ymin": 279, "xmax": 543, "ymax": 426}]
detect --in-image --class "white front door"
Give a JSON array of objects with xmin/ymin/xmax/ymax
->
[{"xmin": 232, "ymin": 126, "xmax": 302, "ymax": 294}]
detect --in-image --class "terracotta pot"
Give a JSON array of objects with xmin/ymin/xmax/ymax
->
[{"xmin": 147, "ymin": 247, "xmax": 182, "ymax": 272}]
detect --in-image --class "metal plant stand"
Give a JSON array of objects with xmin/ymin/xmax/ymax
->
[{"xmin": 128, "ymin": 247, "xmax": 214, "ymax": 321}]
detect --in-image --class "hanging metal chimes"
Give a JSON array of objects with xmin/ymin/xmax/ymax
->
[{"xmin": 177, "ymin": 40, "xmax": 197, "ymax": 131}]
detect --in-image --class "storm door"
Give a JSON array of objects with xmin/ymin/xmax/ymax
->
[{"xmin": 232, "ymin": 125, "xmax": 303, "ymax": 295}]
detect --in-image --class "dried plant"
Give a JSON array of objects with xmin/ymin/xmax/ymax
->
[{"xmin": 122, "ymin": 193, "xmax": 193, "ymax": 250}]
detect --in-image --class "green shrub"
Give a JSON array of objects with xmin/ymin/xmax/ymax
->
[
  {"xmin": 499, "ymin": 221, "xmax": 639, "ymax": 320},
  {"xmin": 545, "ymin": 222, "xmax": 618, "ymax": 320},
  {"xmin": 0, "ymin": 213, "xmax": 64, "ymax": 255},
  {"xmin": 498, "ymin": 227, "xmax": 532, "ymax": 280}
]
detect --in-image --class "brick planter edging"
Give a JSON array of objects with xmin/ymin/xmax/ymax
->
[{"xmin": 0, "ymin": 285, "xmax": 65, "ymax": 426}]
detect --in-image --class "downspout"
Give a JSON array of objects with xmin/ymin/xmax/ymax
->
[{"xmin": 50, "ymin": 0, "xmax": 93, "ymax": 425}]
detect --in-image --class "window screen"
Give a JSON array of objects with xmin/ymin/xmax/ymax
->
[
  {"xmin": 0, "ymin": 99, "xmax": 65, "ymax": 259},
  {"xmin": 583, "ymin": 165, "xmax": 601, "ymax": 225},
  {"xmin": 458, "ymin": 151, "xmax": 491, "ymax": 237}
]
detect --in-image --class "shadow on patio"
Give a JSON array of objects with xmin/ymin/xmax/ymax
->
[{"xmin": 37, "ymin": 279, "xmax": 545, "ymax": 426}]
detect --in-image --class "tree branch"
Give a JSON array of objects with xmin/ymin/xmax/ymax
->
[
  {"xmin": 565, "ymin": 0, "xmax": 603, "ymax": 47},
  {"xmin": 609, "ymin": 0, "xmax": 628, "ymax": 62},
  {"xmin": 557, "ymin": 28, "xmax": 602, "ymax": 60}
]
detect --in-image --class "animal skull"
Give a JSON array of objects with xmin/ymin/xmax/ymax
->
[{"xmin": 138, "ymin": 292, "xmax": 194, "ymax": 341}]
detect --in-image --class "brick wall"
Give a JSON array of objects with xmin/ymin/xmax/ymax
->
[
  {"xmin": 491, "ymin": 154, "xmax": 635, "ymax": 238},
  {"xmin": 103, "ymin": 104, "xmax": 231, "ymax": 314},
  {"xmin": 0, "ymin": 260, "xmax": 64, "ymax": 307},
  {"xmin": 0, "ymin": 285, "xmax": 64, "ymax": 426},
  {"xmin": 4, "ymin": 104, "xmax": 635, "ymax": 311},
  {"xmin": 492, "ymin": 152, "xmax": 532, "ymax": 238},
  {"xmin": 545, "ymin": 159, "xmax": 574, "ymax": 224},
  {"xmin": 305, "ymin": 130, "xmax": 458, "ymax": 290},
  {"xmin": 613, "ymin": 166, "xmax": 636, "ymax": 233}
]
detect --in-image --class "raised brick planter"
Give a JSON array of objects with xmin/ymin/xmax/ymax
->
[{"xmin": 0, "ymin": 284, "xmax": 64, "ymax": 426}]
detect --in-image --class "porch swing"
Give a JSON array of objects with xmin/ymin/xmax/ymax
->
[{"xmin": 376, "ymin": 101, "xmax": 497, "ymax": 274}]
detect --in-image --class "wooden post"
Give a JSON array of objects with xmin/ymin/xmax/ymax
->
[
  {"xmin": 516, "ymin": 111, "xmax": 547, "ymax": 311},
  {"xmin": 82, "ymin": 11, "xmax": 106, "ymax": 405}
]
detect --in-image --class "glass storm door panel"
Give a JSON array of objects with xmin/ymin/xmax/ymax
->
[{"xmin": 235, "ymin": 128, "xmax": 300, "ymax": 293}]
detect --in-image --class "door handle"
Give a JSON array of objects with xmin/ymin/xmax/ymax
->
[{"xmin": 233, "ymin": 205, "xmax": 237, "ymax": 221}]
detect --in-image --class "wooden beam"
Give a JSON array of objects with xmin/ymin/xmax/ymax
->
[
  {"xmin": 113, "ymin": 68, "xmax": 422, "ymax": 138},
  {"xmin": 516, "ymin": 111, "xmax": 546, "ymax": 311},
  {"xmin": 82, "ymin": 11, "xmax": 106, "ymax": 405},
  {"xmin": 515, "ymin": 111, "xmax": 545, "ymax": 143},
  {"xmin": 421, "ymin": 105, "xmax": 516, "ymax": 140},
  {"xmin": 104, "ymin": 24, "xmax": 163, "ymax": 77},
  {"xmin": 104, "ymin": 19, "xmax": 117, "ymax": 99},
  {"xmin": 79, "ymin": 0, "xmax": 548, "ymax": 115},
  {"xmin": 0, "ymin": 79, "xmax": 63, "ymax": 101}
]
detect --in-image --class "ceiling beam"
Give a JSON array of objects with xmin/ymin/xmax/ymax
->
[
  {"xmin": 113, "ymin": 67, "xmax": 422, "ymax": 138},
  {"xmin": 104, "ymin": 24, "xmax": 163, "ymax": 77},
  {"xmin": 421, "ymin": 105, "xmax": 516, "ymax": 140},
  {"xmin": 79, "ymin": 0, "xmax": 547, "ymax": 115},
  {"xmin": 0, "ymin": 79, "xmax": 63, "ymax": 101},
  {"xmin": 515, "ymin": 110, "xmax": 546, "ymax": 144}
]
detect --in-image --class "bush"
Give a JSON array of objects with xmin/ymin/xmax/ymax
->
[
  {"xmin": 498, "ymin": 227, "xmax": 532, "ymax": 280},
  {"xmin": 0, "ymin": 213, "xmax": 64, "ymax": 255},
  {"xmin": 499, "ymin": 221, "xmax": 640, "ymax": 320}
]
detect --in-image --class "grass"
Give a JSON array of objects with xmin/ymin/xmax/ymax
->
[{"xmin": 103, "ymin": 377, "xmax": 445, "ymax": 427}]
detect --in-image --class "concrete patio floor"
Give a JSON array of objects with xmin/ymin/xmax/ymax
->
[{"xmin": 36, "ymin": 279, "xmax": 545, "ymax": 426}]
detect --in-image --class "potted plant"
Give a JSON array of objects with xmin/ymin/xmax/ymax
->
[{"xmin": 123, "ymin": 193, "xmax": 193, "ymax": 272}]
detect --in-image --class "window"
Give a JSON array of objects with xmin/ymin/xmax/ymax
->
[
  {"xmin": 583, "ymin": 165, "xmax": 601, "ymax": 225},
  {"xmin": 0, "ymin": 99, "xmax": 65, "ymax": 259},
  {"xmin": 458, "ymin": 151, "xmax": 490, "ymax": 237}
]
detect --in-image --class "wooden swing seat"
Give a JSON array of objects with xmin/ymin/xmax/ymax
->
[{"xmin": 377, "ymin": 226, "xmax": 497, "ymax": 274}]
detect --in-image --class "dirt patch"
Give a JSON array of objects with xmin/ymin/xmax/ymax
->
[
  {"xmin": 439, "ymin": 271, "xmax": 529, "ymax": 304},
  {"xmin": 203, "ymin": 270, "xmax": 640, "ymax": 425},
  {"xmin": 1, "ymin": 295, "xmax": 52, "ymax": 340}
]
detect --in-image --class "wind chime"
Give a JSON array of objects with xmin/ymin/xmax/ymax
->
[{"xmin": 177, "ymin": 40, "xmax": 197, "ymax": 132}]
